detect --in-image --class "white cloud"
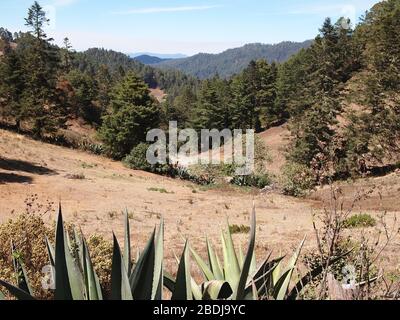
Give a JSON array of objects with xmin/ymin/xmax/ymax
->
[{"xmin": 112, "ymin": 5, "xmax": 222, "ymax": 15}]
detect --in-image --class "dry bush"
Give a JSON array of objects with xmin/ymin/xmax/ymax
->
[
  {"xmin": 0, "ymin": 213, "xmax": 53, "ymax": 299},
  {"xmin": 300, "ymin": 186, "xmax": 399, "ymax": 300},
  {"xmin": 0, "ymin": 196, "xmax": 113, "ymax": 299},
  {"xmin": 86, "ymin": 235, "xmax": 113, "ymax": 298}
]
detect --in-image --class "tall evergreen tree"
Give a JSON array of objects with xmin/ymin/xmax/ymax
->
[
  {"xmin": 345, "ymin": 0, "xmax": 400, "ymax": 165},
  {"xmin": 0, "ymin": 42, "xmax": 24, "ymax": 128},
  {"xmin": 286, "ymin": 17, "xmax": 359, "ymax": 182},
  {"xmin": 99, "ymin": 72, "xmax": 160, "ymax": 159},
  {"xmin": 193, "ymin": 77, "xmax": 231, "ymax": 131},
  {"xmin": 20, "ymin": 1, "xmax": 65, "ymax": 137}
]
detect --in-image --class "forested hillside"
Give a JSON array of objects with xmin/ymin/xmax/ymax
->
[
  {"xmin": 154, "ymin": 41, "xmax": 312, "ymax": 79},
  {"xmin": 1, "ymin": 0, "xmax": 399, "ymax": 196},
  {"xmin": 133, "ymin": 54, "xmax": 171, "ymax": 65}
]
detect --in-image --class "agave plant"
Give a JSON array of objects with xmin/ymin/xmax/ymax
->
[
  {"xmin": 188, "ymin": 206, "xmax": 354, "ymax": 300},
  {"xmin": 0, "ymin": 206, "xmax": 164, "ymax": 300},
  {"xmin": 186, "ymin": 206, "xmax": 305, "ymax": 300},
  {"xmin": 0, "ymin": 206, "xmax": 351, "ymax": 300}
]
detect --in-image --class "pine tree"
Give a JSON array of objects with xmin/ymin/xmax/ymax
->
[
  {"xmin": 193, "ymin": 77, "xmax": 231, "ymax": 131},
  {"xmin": 286, "ymin": 17, "xmax": 358, "ymax": 182},
  {"xmin": 99, "ymin": 72, "xmax": 160, "ymax": 159},
  {"xmin": 345, "ymin": 0, "xmax": 400, "ymax": 164},
  {"xmin": 20, "ymin": 1, "xmax": 65, "ymax": 137},
  {"xmin": 60, "ymin": 37, "xmax": 74, "ymax": 73},
  {"xmin": 66, "ymin": 69, "xmax": 99, "ymax": 123},
  {"xmin": 0, "ymin": 42, "xmax": 25, "ymax": 128}
]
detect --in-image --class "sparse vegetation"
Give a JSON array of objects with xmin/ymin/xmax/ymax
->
[
  {"xmin": 147, "ymin": 187, "xmax": 173, "ymax": 194},
  {"xmin": 343, "ymin": 214, "xmax": 377, "ymax": 229},
  {"xmin": 229, "ymin": 224, "xmax": 251, "ymax": 234},
  {"xmin": 65, "ymin": 173, "xmax": 86, "ymax": 180}
]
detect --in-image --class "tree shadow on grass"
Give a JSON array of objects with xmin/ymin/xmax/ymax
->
[
  {"xmin": 0, "ymin": 157, "xmax": 57, "ymax": 176},
  {"xmin": 0, "ymin": 172, "xmax": 33, "ymax": 184}
]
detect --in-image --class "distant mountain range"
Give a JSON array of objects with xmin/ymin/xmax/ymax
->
[
  {"xmin": 133, "ymin": 55, "xmax": 171, "ymax": 65},
  {"xmin": 152, "ymin": 41, "xmax": 313, "ymax": 79},
  {"xmin": 129, "ymin": 52, "xmax": 188, "ymax": 59}
]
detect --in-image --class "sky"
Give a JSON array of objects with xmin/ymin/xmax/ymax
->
[{"xmin": 0, "ymin": 0, "xmax": 379, "ymax": 56}]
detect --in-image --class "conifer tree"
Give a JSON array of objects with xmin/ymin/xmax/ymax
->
[
  {"xmin": 20, "ymin": 1, "xmax": 65, "ymax": 137},
  {"xmin": 99, "ymin": 72, "xmax": 160, "ymax": 159}
]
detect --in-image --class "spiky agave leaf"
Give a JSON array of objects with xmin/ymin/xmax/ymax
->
[
  {"xmin": 82, "ymin": 236, "xmax": 103, "ymax": 300},
  {"xmin": 221, "ymin": 226, "xmax": 240, "ymax": 290},
  {"xmin": 190, "ymin": 247, "xmax": 215, "ymax": 282},
  {"xmin": 171, "ymin": 241, "xmax": 192, "ymax": 300},
  {"xmin": 111, "ymin": 234, "xmax": 133, "ymax": 300},
  {"xmin": 54, "ymin": 207, "xmax": 73, "ymax": 300},
  {"xmin": 0, "ymin": 280, "xmax": 35, "ymax": 300},
  {"xmin": 45, "ymin": 236, "xmax": 55, "ymax": 267},
  {"xmin": 234, "ymin": 207, "xmax": 256, "ymax": 300},
  {"xmin": 201, "ymin": 281, "xmax": 233, "ymax": 300},
  {"xmin": 64, "ymin": 229, "xmax": 85, "ymax": 300},
  {"xmin": 123, "ymin": 210, "xmax": 132, "ymax": 276},
  {"xmin": 11, "ymin": 241, "xmax": 33, "ymax": 296},
  {"xmin": 206, "ymin": 238, "xmax": 224, "ymax": 280},
  {"xmin": 152, "ymin": 219, "xmax": 164, "ymax": 300},
  {"xmin": 273, "ymin": 237, "xmax": 306, "ymax": 300},
  {"xmin": 129, "ymin": 228, "xmax": 156, "ymax": 300},
  {"xmin": 244, "ymin": 255, "xmax": 284, "ymax": 299}
]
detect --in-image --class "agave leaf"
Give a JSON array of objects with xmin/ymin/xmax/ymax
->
[
  {"xmin": 201, "ymin": 281, "xmax": 233, "ymax": 300},
  {"xmin": 238, "ymin": 242, "xmax": 245, "ymax": 270},
  {"xmin": 244, "ymin": 255, "xmax": 283, "ymax": 299},
  {"xmin": 64, "ymin": 229, "xmax": 85, "ymax": 300},
  {"xmin": 287, "ymin": 249, "xmax": 353, "ymax": 300},
  {"xmin": 163, "ymin": 272, "xmax": 175, "ymax": 293},
  {"xmin": 206, "ymin": 238, "xmax": 224, "ymax": 280},
  {"xmin": 11, "ymin": 242, "xmax": 33, "ymax": 296},
  {"xmin": 191, "ymin": 277, "xmax": 202, "ymax": 300},
  {"xmin": 111, "ymin": 234, "xmax": 133, "ymax": 300},
  {"xmin": 191, "ymin": 247, "xmax": 215, "ymax": 282},
  {"xmin": 0, "ymin": 280, "xmax": 35, "ymax": 300},
  {"xmin": 250, "ymin": 247, "xmax": 257, "ymax": 276},
  {"xmin": 123, "ymin": 210, "xmax": 132, "ymax": 276},
  {"xmin": 129, "ymin": 229, "xmax": 156, "ymax": 300},
  {"xmin": 45, "ymin": 236, "xmax": 55, "ymax": 267},
  {"xmin": 272, "ymin": 257, "xmax": 284, "ymax": 287},
  {"xmin": 234, "ymin": 207, "xmax": 256, "ymax": 300},
  {"xmin": 54, "ymin": 207, "xmax": 73, "ymax": 300},
  {"xmin": 221, "ymin": 227, "xmax": 240, "ymax": 290},
  {"xmin": 171, "ymin": 241, "xmax": 192, "ymax": 300},
  {"xmin": 152, "ymin": 220, "xmax": 164, "ymax": 300},
  {"xmin": 94, "ymin": 273, "xmax": 103, "ymax": 300},
  {"xmin": 251, "ymin": 281, "xmax": 259, "ymax": 300},
  {"xmin": 82, "ymin": 237, "xmax": 102, "ymax": 300},
  {"xmin": 273, "ymin": 237, "xmax": 306, "ymax": 300},
  {"xmin": 74, "ymin": 228, "xmax": 84, "ymax": 270}
]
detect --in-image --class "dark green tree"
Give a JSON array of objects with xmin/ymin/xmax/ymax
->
[
  {"xmin": 99, "ymin": 72, "xmax": 160, "ymax": 159},
  {"xmin": 20, "ymin": 1, "xmax": 65, "ymax": 137},
  {"xmin": 66, "ymin": 69, "xmax": 100, "ymax": 124}
]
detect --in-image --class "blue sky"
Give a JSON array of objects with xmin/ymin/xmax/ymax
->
[{"xmin": 0, "ymin": 0, "xmax": 379, "ymax": 55}]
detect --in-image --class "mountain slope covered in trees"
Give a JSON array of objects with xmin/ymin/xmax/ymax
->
[
  {"xmin": 1, "ymin": 0, "xmax": 400, "ymax": 197},
  {"xmin": 133, "ymin": 55, "xmax": 171, "ymax": 65},
  {"xmin": 154, "ymin": 41, "xmax": 312, "ymax": 79}
]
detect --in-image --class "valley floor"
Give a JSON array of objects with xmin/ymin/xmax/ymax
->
[{"xmin": 1, "ymin": 128, "xmax": 399, "ymax": 276}]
